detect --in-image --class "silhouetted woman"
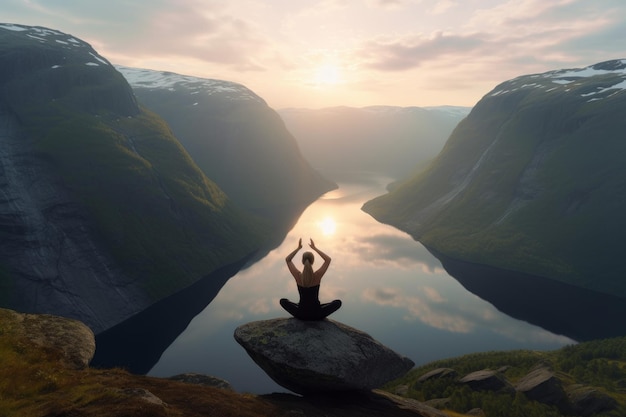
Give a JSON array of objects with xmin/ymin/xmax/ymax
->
[{"xmin": 280, "ymin": 238, "xmax": 342, "ymax": 320}]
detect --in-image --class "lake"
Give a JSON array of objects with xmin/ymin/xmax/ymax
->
[{"xmin": 145, "ymin": 172, "xmax": 575, "ymax": 394}]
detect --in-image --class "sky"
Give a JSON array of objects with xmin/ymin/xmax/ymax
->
[{"xmin": 2, "ymin": 0, "xmax": 626, "ymax": 109}]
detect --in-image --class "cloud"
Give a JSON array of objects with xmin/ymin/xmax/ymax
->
[
  {"xmin": 357, "ymin": 31, "xmax": 486, "ymax": 71},
  {"xmin": 4, "ymin": 0, "xmax": 626, "ymax": 108},
  {"xmin": 362, "ymin": 287, "xmax": 475, "ymax": 333},
  {"xmin": 352, "ymin": 233, "xmax": 443, "ymax": 272},
  {"xmin": 430, "ymin": 0, "xmax": 459, "ymax": 15}
]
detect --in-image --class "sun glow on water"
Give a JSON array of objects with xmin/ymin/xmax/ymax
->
[{"xmin": 317, "ymin": 216, "xmax": 337, "ymax": 235}]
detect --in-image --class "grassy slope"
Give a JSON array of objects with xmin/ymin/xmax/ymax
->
[
  {"xmin": 0, "ymin": 309, "xmax": 282, "ymax": 416},
  {"xmin": 385, "ymin": 337, "xmax": 626, "ymax": 417}
]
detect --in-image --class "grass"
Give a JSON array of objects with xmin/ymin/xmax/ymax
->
[
  {"xmin": 384, "ymin": 337, "xmax": 626, "ymax": 417},
  {"xmin": 0, "ymin": 309, "xmax": 284, "ymax": 417}
]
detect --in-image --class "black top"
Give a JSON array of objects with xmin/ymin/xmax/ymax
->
[{"xmin": 297, "ymin": 284, "xmax": 321, "ymax": 313}]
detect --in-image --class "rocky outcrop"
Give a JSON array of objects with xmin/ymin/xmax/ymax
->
[
  {"xmin": 168, "ymin": 373, "xmax": 234, "ymax": 391},
  {"xmin": 515, "ymin": 366, "xmax": 572, "ymax": 413},
  {"xmin": 412, "ymin": 363, "xmax": 619, "ymax": 416},
  {"xmin": 234, "ymin": 318, "xmax": 414, "ymax": 395},
  {"xmin": 0, "ymin": 307, "xmax": 95, "ymax": 369},
  {"xmin": 567, "ymin": 385, "xmax": 618, "ymax": 417},
  {"xmin": 459, "ymin": 369, "xmax": 514, "ymax": 394},
  {"xmin": 416, "ymin": 367, "xmax": 458, "ymax": 383}
]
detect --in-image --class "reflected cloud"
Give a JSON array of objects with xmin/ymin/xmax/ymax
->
[
  {"xmin": 423, "ymin": 286, "xmax": 445, "ymax": 303},
  {"xmin": 362, "ymin": 287, "xmax": 475, "ymax": 333},
  {"xmin": 248, "ymin": 298, "xmax": 273, "ymax": 315},
  {"xmin": 353, "ymin": 233, "xmax": 444, "ymax": 272}
]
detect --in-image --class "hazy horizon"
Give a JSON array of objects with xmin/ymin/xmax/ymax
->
[{"xmin": 2, "ymin": 1, "xmax": 625, "ymax": 109}]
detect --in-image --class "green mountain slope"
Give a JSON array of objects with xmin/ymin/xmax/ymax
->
[
  {"xmin": 115, "ymin": 66, "xmax": 336, "ymax": 221},
  {"xmin": 364, "ymin": 59, "xmax": 626, "ymax": 299},
  {"xmin": 0, "ymin": 24, "xmax": 267, "ymax": 331}
]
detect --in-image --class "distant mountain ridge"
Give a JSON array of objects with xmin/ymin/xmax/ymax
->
[
  {"xmin": 364, "ymin": 59, "xmax": 626, "ymax": 299},
  {"xmin": 278, "ymin": 105, "xmax": 470, "ymax": 181}
]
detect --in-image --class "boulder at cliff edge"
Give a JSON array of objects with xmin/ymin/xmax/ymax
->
[{"xmin": 234, "ymin": 318, "xmax": 414, "ymax": 395}]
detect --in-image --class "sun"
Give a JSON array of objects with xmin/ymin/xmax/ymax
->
[
  {"xmin": 313, "ymin": 64, "xmax": 341, "ymax": 86},
  {"xmin": 318, "ymin": 216, "xmax": 337, "ymax": 236}
]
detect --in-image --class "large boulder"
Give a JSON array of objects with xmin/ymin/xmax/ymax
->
[
  {"xmin": 234, "ymin": 318, "xmax": 414, "ymax": 395},
  {"xmin": 515, "ymin": 366, "xmax": 572, "ymax": 414},
  {"xmin": 0, "ymin": 308, "xmax": 95, "ymax": 369}
]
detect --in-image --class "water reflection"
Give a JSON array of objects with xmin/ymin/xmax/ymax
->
[{"xmin": 149, "ymin": 175, "xmax": 574, "ymax": 394}]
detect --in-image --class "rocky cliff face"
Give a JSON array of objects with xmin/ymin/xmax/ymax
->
[
  {"xmin": 0, "ymin": 24, "xmax": 269, "ymax": 333},
  {"xmin": 0, "ymin": 110, "xmax": 149, "ymax": 331},
  {"xmin": 364, "ymin": 59, "xmax": 626, "ymax": 298}
]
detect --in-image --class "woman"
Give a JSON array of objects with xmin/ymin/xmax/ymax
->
[{"xmin": 280, "ymin": 238, "xmax": 342, "ymax": 320}]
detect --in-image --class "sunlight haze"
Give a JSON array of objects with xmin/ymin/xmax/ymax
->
[{"xmin": 3, "ymin": 0, "xmax": 625, "ymax": 108}]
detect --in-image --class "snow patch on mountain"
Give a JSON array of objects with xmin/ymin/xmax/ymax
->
[
  {"xmin": 115, "ymin": 65, "xmax": 266, "ymax": 104},
  {"xmin": 0, "ymin": 23, "xmax": 112, "ymax": 69},
  {"xmin": 490, "ymin": 59, "xmax": 626, "ymax": 102}
]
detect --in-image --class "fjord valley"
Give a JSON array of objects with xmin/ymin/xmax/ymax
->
[
  {"xmin": 278, "ymin": 105, "xmax": 470, "ymax": 181},
  {"xmin": 0, "ymin": 23, "xmax": 333, "ymax": 333},
  {"xmin": 2, "ymin": 20, "xmax": 626, "ymax": 417}
]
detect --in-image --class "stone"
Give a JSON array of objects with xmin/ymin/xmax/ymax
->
[
  {"xmin": 168, "ymin": 373, "xmax": 234, "ymax": 391},
  {"xmin": 567, "ymin": 385, "xmax": 618, "ymax": 417},
  {"xmin": 515, "ymin": 366, "xmax": 572, "ymax": 414},
  {"xmin": 3, "ymin": 308, "xmax": 96, "ymax": 369},
  {"xmin": 234, "ymin": 318, "xmax": 414, "ymax": 395},
  {"xmin": 416, "ymin": 367, "xmax": 458, "ymax": 383},
  {"xmin": 458, "ymin": 369, "xmax": 514, "ymax": 394}
]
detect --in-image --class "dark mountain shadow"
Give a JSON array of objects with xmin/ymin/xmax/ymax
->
[
  {"xmin": 91, "ymin": 183, "xmax": 312, "ymax": 374},
  {"xmin": 91, "ymin": 253, "xmax": 256, "ymax": 374},
  {"xmin": 428, "ymin": 248, "xmax": 626, "ymax": 342}
]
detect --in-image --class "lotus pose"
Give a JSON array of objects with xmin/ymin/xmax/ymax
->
[{"xmin": 280, "ymin": 238, "xmax": 342, "ymax": 320}]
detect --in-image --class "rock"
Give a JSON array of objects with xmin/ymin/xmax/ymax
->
[
  {"xmin": 416, "ymin": 368, "xmax": 458, "ymax": 383},
  {"xmin": 458, "ymin": 369, "xmax": 514, "ymax": 393},
  {"xmin": 168, "ymin": 373, "xmax": 234, "ymax": 391},
  {"xmin": 1, "ymin": 307, "xmax": 95, "ymax": 369},
  {"xmin": 515, "ymin": 366, "xmax": 572, "ymax": 414},
  {"xmin": 234, "ymin": 318, "xmax": 414, "ymax": 395},
  {"xmin": 567, "ymin": 385, "xmax": 618, "ymax": 417},
  {"xmin": 118, "ymin": 388, "xmax": 166, "ymax": 407}
]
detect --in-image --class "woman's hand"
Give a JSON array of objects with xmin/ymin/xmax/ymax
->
[
  {"xmin": 297, "ymin": 238, "xmax": 303, "ymax": 249},
  {"xmin": 309, "ymin": 238, "xmax": 316, "ymax": 250}
]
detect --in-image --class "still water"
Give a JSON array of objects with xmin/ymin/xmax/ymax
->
[{"xmin": 148, "ymin": 173, "xmax": 573, "ymax": 393}]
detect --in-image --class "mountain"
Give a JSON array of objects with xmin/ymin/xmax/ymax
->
[
  {"xmin": 0, "ymin": 24, "xmax": 269, "ymax": 332},
  {"xmin": 278, "ymin": 105, "xmax": 470, "ymax": 181},
  {"xmin": 364, "ymin": 59, "xmax": 626, "ymax": 299},
  {"xmin": 115, "ymin": 66, "xmax": 336, "ymax": 224}
]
